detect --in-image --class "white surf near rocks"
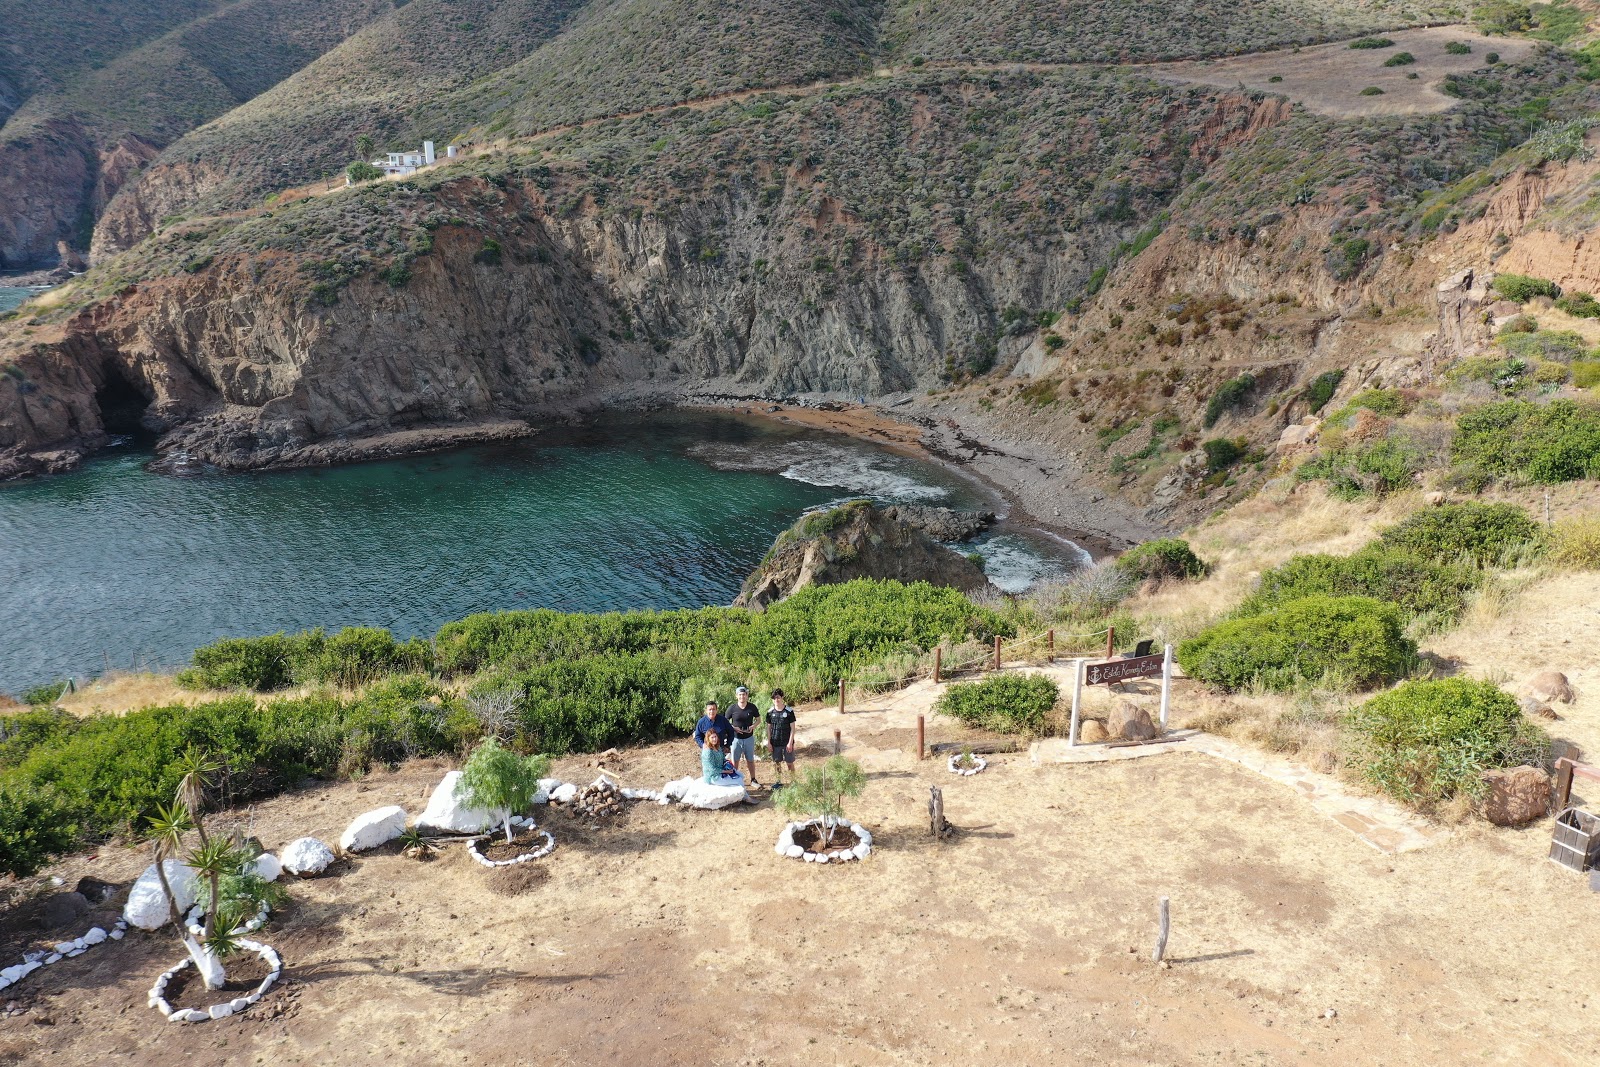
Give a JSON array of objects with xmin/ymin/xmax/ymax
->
[
  {"xmin": 279, "ymin": 837, "xmax": 335, "ymax": 876},
  {"xmin": 339, "ymin": 805, "xmax": 408, "ymax": 852},
  {"xmin": 662, "ymin": 775, "xmax": 748, "ymax": 810},
  {"xmin": 416, "ymin": 771, "xmax": 497, "ymax": 833},
  {"xmin": 124, "ymin": 860, "xmax": 199, "ymax": 930}
]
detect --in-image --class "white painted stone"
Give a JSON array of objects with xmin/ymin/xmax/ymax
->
[
  {"xmin": 339, "ymin": 805, "xmax": 408, "ymax": 852},
  {"xmin": 208, "ymin": 1003, "xmax": 235, "ymax": 1020},
  {"xmin": 815, "ymin": 853, "xmax": 830, "ymax": 864},
  {"xmin": 229, "ymin": 997, "xmax": 251, "ymax": 1012},
  {"xmin": 168, "ymin": 1009, "xmax": 193, "ymax": 1023},
  {"xmin": 1, "ymin": 964, "xmax": 26, "ymax": 983},
  {"xmin": 53, "ymin": 941, "xmax": 75, "ymax": 954},
  {"xmin": 852, "ymin": 843, "xmax": 871, "ymax": 860},
  {"xmin": 124, "ymin": 860, "xmax": 199, "ymax": 930},
  {"xmin": 64, "ymin": 948, "xmax": 84, "ymax": 958},
  {"xmin": 803, "ymin": 852, "xmax": 817, "ymax": 863},
  {"xmin": 109, "ymin": 928, "xmax": 124, "ymax": 940},
  {"xmin": 416, "ymin": 771, "xmax": 497, "ymax": 834},
  {"xmin": 661, "ymin": 775, "xmax": 748, "ymax": 810},
  {"xmin": 43, "ymin": 954, "xmax": 61, "ymax": 965},
  {"xmin": 252, "ymin": 852, "xmax": 283, "ymax": 882},
  {"xmin": 82, "ymin": 927, "xmax": 107, "ymax": 946},
  {"xmin": 550, "ymin": 783, "xmax": 578, "ymax": 804},
  {"xmin": 785, "ymin": 844, "xmax": 804, "ymax": 859},
  {"xmin": 280, "ymin": 836, "xmax": 335, "ymax": 876}
]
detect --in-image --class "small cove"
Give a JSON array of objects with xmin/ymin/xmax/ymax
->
[{"xmin": 0, "ymin": 411, "xmax": 1086, "ymax": 692}]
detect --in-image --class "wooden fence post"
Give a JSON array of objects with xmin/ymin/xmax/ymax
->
[
  {"xmin": 929, "ymin": 785, "xmax": 946, "ymax": 842},
  {"xmin": 1555, "ymin": 758, "xmax": 1577, "ymax": 814},
  {"xmin": 838, "ymin": 678, "xmax": 846, "ymax": 715},
  {"xmin": 933, "ymin": 647, "xmax": 942, "ymax": 684},
  {"xmin": 917, "ymin": 715, "xmax": 925, "ymax": 761},
  {"xmin": 1153, "ymin": 897, "xmax": 1171, "ymax": 964},
  {"xmin": 993, "ymin": 635, "xmax": 1002, "ymax": 671},
  {"xmin": 833, "ymin": 728, "xmax": 842, "ymax": 756},
  {"xmin": 1047, "ymin": 629, "xmax": 1055, "ymax": 661},
  {"xmin": 1159, "ymin": 643, "xmax": 1174, "ymax": 728},
  {"xmin": 1105, "ymin": 625, "xmax": 1116, "ymax": 660}
]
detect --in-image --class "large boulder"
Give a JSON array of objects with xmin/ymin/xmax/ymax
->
[
  {"xmin": 416, "ymin": 771, "xmax": 498, "ymax": 834},
  {"xmin": 123, "ymin": 860, "xmax": 199, "ymax": 930},
  {"xmin": 339, "ymin": 806, "xmax": 408, "ymax": 852},
  {"xmin": 662, "ymin": 776, "xmax": 748, "ymax": 810},
  {"xmin": 39, "ymin": 892, "xmax": 89, "ymax": 929},
  {"xmin": 1482, "ymin": 766, "xmax": 1551, "ymax": 827},
  {"xmin": 735, "ymin": 500, "xmax": 994, "ymax": 609},
  {"xmin": 252, "ymin": 852, "xmax": 283, "ymax": 882},
  {"xmin": 1079, "ymin": 719, "xmax": 1111, "ymax": 744},
  {"xmin": 279, "ymin": 837, "xmax": 335, "ymax": 877},
  {"xmin": 1526, "ymin": 671, "xmax": 1575, "ymax": 705},
  {"xmin": 1108, "ymin": 702, "xmax": 1158, "ymax": 742}
]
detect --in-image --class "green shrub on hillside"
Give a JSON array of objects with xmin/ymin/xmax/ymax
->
[
  {"xmin": 1497, "ymin": 329, "xmax": 1591, "ymax": 362},
  {"xmin": 1349, "ymin": 36, "xmax": 1396, "ymax": 48},
  {"xmin": 22, "ymin": 681, "xmax": 70, "ymax": 706},
  {"xmin": 1549, "ymin": 516, "xmax": 1600, "ymax": 569},
  {"xmin": 1236, "ymin": 549, "xmax": 1482, "ymax": 621},
  {"xmin": 302, "ymin": 627, "xmax": 433, "ymax": 688},
  {"xmin": 1305, "ymin": 369, "xmax": 1345, "ymax": 414},
  {"xmin": 1572, "ymin": 360, "xmax": 1600, "ymax": 388},
  {"xmin": 1445, "ymin": 40, "xmax": 1473, "ymax": 54},
  {"xmin": 1556, "ymin": 292, "xmax": 1600, "ymax": 318},
  {"xmin": 346, "ymin": 161, "xmax": 383, "ymax": 184},
  {"xmin": 935, "ymin": 673, "xmax": 1059, "ymax": 733},
  {"xmin": 1344, "ymin": 678, "xmax": 1546, "ymax": 806},
  {"xmin": 1452, "ymin": 398, "xmax": 1600, "ymax": 483},
  {"xmin": 1204, "ymin": 374, "xmax": 1256, "ymax": 428},
  {"xmin": 1297, "ymin": 437, "xmax": 1424, "ymax": 498},
  {"xmin": 0, "ymin": 785, "xmax": 81, "ymax": 879},
  {"xmin": 1375, "ymin": 502, "xmax": 1541, "ymax": 565},
  {"xmin": 0, "ymin": 707, "xmax": 80, "ymax": 769},
  {"xmin": 1492, "ymin": 273, "xmax": 1561, "ymax": 302},
  {"xmin": 177, "ymin": 632, "xmax": 318, "ymax": 691},
  {"xmin": 483, "ymin": 653, "xmax": 690, "ymax": 754},
  {"xmin": 1384, "ymin": 51, "xmax": 1417, "ymax": 66},
  {"xmin": 1472, "ymin": 0, "xmax": 1534, "ymax": 35},
  {"xmin": 1202, "ymin": 437, "xmax": 1246, "ymax": 472},
  {"xmin": 1116, "ymin": 539, "xmax": 1208, "ymax": 583},
  {"xmin": 435, "ymin": 606, "xmax": 748, "ymax": 676},
  {"xmin": 1177, "ymin": 596, "xmax": 1416, "ymax": 692}
]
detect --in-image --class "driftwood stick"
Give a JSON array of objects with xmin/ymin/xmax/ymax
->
[
  {"xmin": 927, "ymin": 740, "xmax": 1020, "ymax": 756},
  {"xmin": 1153, "ymin": 897, "xmax": 1171, "ymax": 964}
]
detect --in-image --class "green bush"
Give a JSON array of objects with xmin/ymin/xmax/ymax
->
[
  {"xmin": 1359, "ymin": 86, "xmax": 1385, "ymax": 96},
  {"xmin": 1384, "ymin": 52, "xmax": 1416, "ymax": 66},
  {"xmin": 492, "ymin": 653, "xmax": 690, "ymax": 754},
  {"xmin": 1445, "ymin": 40, "xmax": 1473, "ymax": 54},
  {"xmin": 177, "ymin": 632, "xmax": 317, "ymax": 691},
  {"xmin": 1349, "ymin": 36, "xmax": 1395, "ymax": 48},
  {"xmin": 1305, "ymin": 369, "xmax": 1344, "ymax": 414},
  {"xmin": 1375, "ymin": 502, "xmax": 1541, "ymax": 565},
  {"xmin": 935, "ymin": 673, "xmax": 1059, "ymax": 733},
  {"xmin": 1452, "ymin": 399, "xmax": 1600, "ymax": 483},
  {"xmin": 302, "ymin": 627, "xmax": 433, "ymax": 688},
  {"xmin": 1549, "ymin": 516, "xmax": 1600, "ymax": 569},
  {"xmin": 1492, "ymin": 273, "xmax": 1561, "ymax": 302},
  {"xmin": 0, "ymin": 706, "xmax": 81, "ymax": 768},
  {"xmin": 22, "ymin": 681, "xmax": 70, "ymax": 706},
  {"xmin": 346, "ymin": 161, "xmax": 384, "ymax": 183},
  {"xmin": 1236, "ymin": 548, "xmax": 1482, "ymax": 621},
  {"xmin": 1472, "ymin": 0, "xmax": 1534, "ymax": 35},
  {"xmin": 1297, "ymin": 437, "xmax": 1423, "ymax": 498},
  {"xmin": 1177, "ymin": 596, "xmax": 1416, "ymax": 692},
  {"xmin": 1572, "ymin": 360, "xmax": 1600, "ymax": 388},
  {"xmin": 1202, "ymin": 437, "xmax": 1245, "ymax": 472},
  {"xmin": 1497, "ymin": 329, "xmax": 1590, "ymax": 362},
  {"xmin": 1204, "ymin": 373, "xmax": 1256, "ymax": 427},
  {"xmin": 0, "ymin": 785, "xmax": 80, "ymax": 879},
  {"xmin": 1556, "ymin": 292, "xmax": 1600, "ymax": 318},
  {"xmin": 1116, "ymin": 538, "xmax": 1208, "ymax": 582},
  {"xmin": 1344, "ymin": 678, "xmax": 1546, "ymax": 806}
]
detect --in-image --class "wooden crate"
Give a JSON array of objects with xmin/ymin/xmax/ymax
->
[{"xmin": 1549, "ymin": 807, "xmax": 1600, "ymax": 873}]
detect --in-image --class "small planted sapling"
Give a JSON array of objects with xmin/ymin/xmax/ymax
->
[
  {"xmin": 775, "ymin": 756, "xmax": 865, "ymax": 849},
  {"xmin": 456, "ymin": 738, "xmax": 551, "ymax": 844}
]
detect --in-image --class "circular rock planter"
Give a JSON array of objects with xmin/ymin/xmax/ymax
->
[
  {"xmin": 467, "ymin": 828, "xmax": 556, "ymax": 868},
  {"xmin": 948, "ymin": 753, "xmax": 987, "ymax": 776},
  {"xmin": 148, "ymin": 939, "xmax": 282, "ymax": 1023},
  {"xmin": 774, "ymin": 820, "xmax": 872, "ymax": 863}
]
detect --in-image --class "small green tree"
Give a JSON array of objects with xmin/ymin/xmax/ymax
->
[
  {"xmin": 775, "ymin": 756, "xmax": 865, "ymax": 848},
  {"xmin": 347, "ymin": 161, "xmax": 383, "ymax": 184},
  {"xmin": 456, "ymin": 738, "xmax": 551, "ymax": 843},
  {"xmin": 356, "ymin": 134, "xmax": 375, "ymax": 160}
]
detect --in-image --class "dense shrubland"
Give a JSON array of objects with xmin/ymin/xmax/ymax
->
[
  {"xmin": 0, "ymin": 581, "xmax": 1008, "ymax": 876},
  {"xmin": 935, "ymin": 674, "xmax": 1060, "ymax": 734}
]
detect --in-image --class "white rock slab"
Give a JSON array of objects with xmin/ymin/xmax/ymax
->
[
  {"xmin": 416, "ymin": 771, "xmax": 497, "ymax": 834},
  {"xmin": 550, "ymin": 783, "xmax": 578, "ymax": 804},
  {"xmin": 661, "ymin": 775, "xmax": 748, "ymax": 810},
  {"xmin": 124, "ymin": 861, "xmax": 199, "ymax": 930},
  {"xmin": 279, "ymin": 837, "xmax": 335, "ymax": 877},
  {"xmin": 339, "ymin": 805, "xmax": 408, "ymax": 852}
]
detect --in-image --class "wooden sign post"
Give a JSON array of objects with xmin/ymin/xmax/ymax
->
[{"xmin": 1071, "ymin": 644, "xmax": 1175, "ymax": 745}]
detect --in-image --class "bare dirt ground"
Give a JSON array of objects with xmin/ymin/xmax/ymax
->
[
  {"xmin": 1151, "ymin": 27, "xmax": 1538, "ymax": 117},
  {"xmin": 3, "ymin": 704, "xmax": 1597, "ymax": 1066}
]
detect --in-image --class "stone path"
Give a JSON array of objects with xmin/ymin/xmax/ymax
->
[{"xmin": 792, "ymin": 664, "xmax": 1446, "ymax": 855}]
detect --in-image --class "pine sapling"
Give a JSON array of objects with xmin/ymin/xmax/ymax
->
[{"xmin": 456, "ymin": 738, "xmax": 551, "ymax": 844}]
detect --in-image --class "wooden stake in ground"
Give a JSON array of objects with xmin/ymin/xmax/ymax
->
[
  {"xmin": 929, "ymin": 785, "xmax": 951, "ymax": 841},
  {"xmin": 1153, "ymin": 896, "xmax": 1171, "ymax": 964}
]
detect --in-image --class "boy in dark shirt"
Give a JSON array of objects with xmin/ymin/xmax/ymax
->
[
  {"xmin": 726, "ymin": 685, "xmax": 761, "ymax": 789},
  {"xmin": 765, "ymin": 688, "xmax": 797, "ymax": 787}
]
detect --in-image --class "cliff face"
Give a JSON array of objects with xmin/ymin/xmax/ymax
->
[
  {"xmin": 0, "ymin": 121, "xmax": 96, "ymax": 269},
  {"xmin": 736, "ymin": 501, "xmax": 993, "ymax": 608}
]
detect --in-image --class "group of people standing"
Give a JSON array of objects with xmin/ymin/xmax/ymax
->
[{"xmin": 693, "ymin": 685, "xmax": 797, "ymax": 790}]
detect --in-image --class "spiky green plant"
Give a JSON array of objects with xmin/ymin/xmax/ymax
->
[{"xmin": 775, "ymin": 756, "xmax": 865, "ymax": 848}]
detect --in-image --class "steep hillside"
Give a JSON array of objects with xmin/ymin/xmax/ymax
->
[{"xmin": 0, "ymin": 0, "xmax": 395, "ymax": 269}]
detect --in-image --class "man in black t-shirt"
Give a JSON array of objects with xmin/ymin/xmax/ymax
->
[
  {"xmin": 727, "ymin": 685, "xmax": 761, "ymax": 789},
  {"xmin": 765, "ymin": 688, "xmax": 797, "ymax": 787}
]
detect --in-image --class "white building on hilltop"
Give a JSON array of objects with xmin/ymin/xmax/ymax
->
[{"xmin": 362, "ymin": 141, "xmax": 464, "ymax": 179}]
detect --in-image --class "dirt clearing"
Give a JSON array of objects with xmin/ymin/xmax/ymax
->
[
  {"xmin": 1151, "ymin": 27, "xmax": 1538, "ymax": 117},
  {"xmin": 1, "ymin": 717, "xmax": 1596, "ymax": 1065}
]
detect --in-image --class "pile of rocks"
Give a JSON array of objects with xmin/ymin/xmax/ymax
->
[
  {"xmin": 572, "ymin": 776, "xmax": 625, "ymax": 818},
  {"xmin": 149, "ymin": 939, "xmax": 282, "ymax": 1024}
]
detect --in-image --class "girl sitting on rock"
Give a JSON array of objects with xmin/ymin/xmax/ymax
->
[{"xmin": 700, "ymin": 731, "xmax": 743, "ymax": 787}]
